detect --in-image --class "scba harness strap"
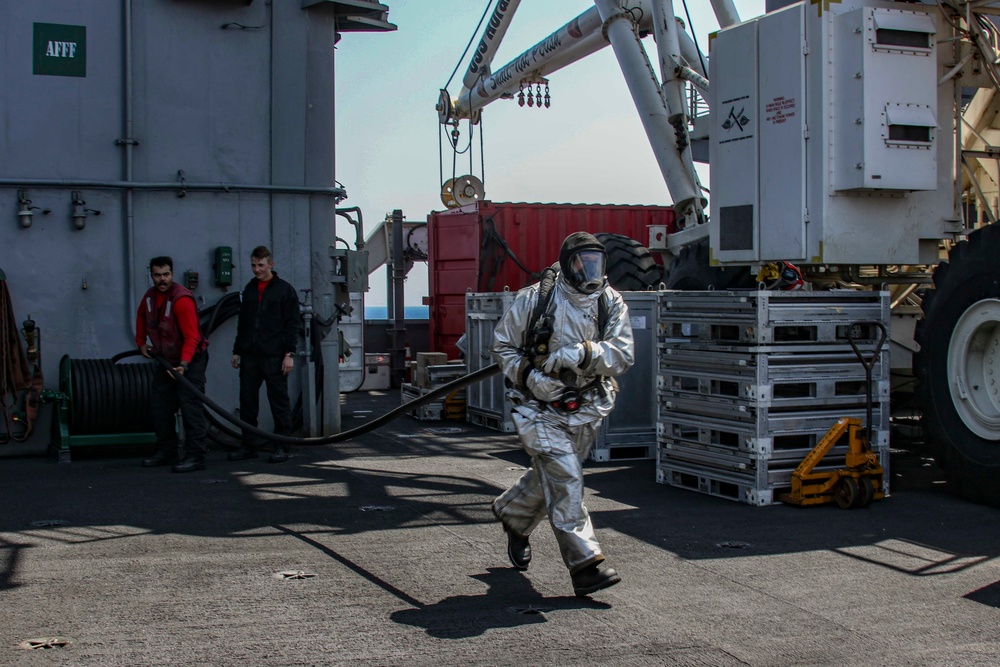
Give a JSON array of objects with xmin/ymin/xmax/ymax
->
[{"xmin": 516, "ymin": 267, "xmax": 611, "ymax": 403}]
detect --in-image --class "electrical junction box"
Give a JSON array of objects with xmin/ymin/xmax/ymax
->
[
  {"xmin": 358, "ymin": 353, "xmax": 391, "ymax": 391},
  {"xmin": 833, "ymin": 7, "xmax": 937, "ymax": 191},
  {"xmin": 330, "ymin": 248, "xmax": 369, "ymax": 292},
  {"xmin": 709, "ymin": 0, "xmax": 953, "ymax": 267},
  {"xmin": 214, "ymin": 246, "xmax": 233, "ymax": 287}
]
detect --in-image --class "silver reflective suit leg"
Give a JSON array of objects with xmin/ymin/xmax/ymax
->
[{"xmin": 494, "ymin": 409, "xmax": 604, "ymax": 572}]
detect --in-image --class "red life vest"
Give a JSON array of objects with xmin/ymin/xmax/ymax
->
[{"xmin": 141, "ymin": 283, "xmax": 207, "ymax": 364}]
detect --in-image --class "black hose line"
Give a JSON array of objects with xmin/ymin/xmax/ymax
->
[
  {"xmin": 203, "ymin": 291, "xmax": 240, "ymax": 337},
  {"xmin": 69, "ymin": 358, "xmax": 156, "ymax": 434},
  {"xmin": 151, "ymin": 354, "xmax": 501, "ymax": 445}
]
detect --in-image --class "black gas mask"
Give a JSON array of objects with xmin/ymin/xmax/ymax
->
[{"xmin": 559, "ymin": 232, "xmax": 607, "ymax": 294}]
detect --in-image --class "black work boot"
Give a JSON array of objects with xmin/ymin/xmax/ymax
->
[
  {"xmin": 172, "ymin": 455, "xmax": 206, "ymax": 473},
  {"xmin": 227, "ymin": 447, "xmax": 258, "ymax": 461},
  {"xmin": 268, "ymin": 446, "xmax": 289, "ymax": 464},
  {"xmin": 571, "ymin": 563, "xmax": 621, "ymax": 598},
  {"xmin": 505, "ymin": 525, "xmax": 531, "ymax": 570},
  {"xmin": 142, "ymin": 450, "xmax": 177, "ymax": 468},
  {"xmin": 492, "ymin": 505, "xmax": 531, "ymax": 570}
]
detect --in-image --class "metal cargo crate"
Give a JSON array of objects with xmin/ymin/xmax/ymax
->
[
  {"xmin": 465, "ymin": 291, "xmax": 517, "ymax": 432},
  {"xmin": 655, "ymin": 446, "xmax": 889, "ymax": 506},
  {"xmin": 591, "ymin": 433, "xmax": 657, "ymax": 462},
  {"xmin": 658, "ymin": 394, "xmax": 889, "ymax": 437},
  {"xmin": 590, "ymin": 292, "xmax": 658, "ymax": 461},
  {"xmin": 656, "ymin": 406, "xmax": 890, "ymax": 458},
  {"xmin": 657, "ymin": 347, "xmax": 890, "ymax": 411},
  {"xmin": 401, "ymin": 382, "xmax": 466, "ymax": 421},
  {"xmin": 657, "ymin": 432, "xmax": 889, "ymax": 469},
  {"xmin": 657, "ymin": 290, "xmax": 890, "ymax": 346}
]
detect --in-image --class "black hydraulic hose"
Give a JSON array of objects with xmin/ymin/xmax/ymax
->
[
  {"xmin": 111, "ymin": 349, "xmax": 141, "ymax": 363},
  {"xmin": 203, "ymin": 291, "xmax": 240, "ymax": 337},
  {"xmin": 152, "ymin": 354, "xmax": 501, "ymax": 445}
]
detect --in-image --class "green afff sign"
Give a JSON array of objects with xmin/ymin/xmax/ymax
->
[{"xmin": 33, "ymin": 23, "xmax": 87, "ymax": 78}]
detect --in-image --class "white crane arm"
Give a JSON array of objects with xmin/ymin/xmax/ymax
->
[
  {"xmin": 438, "ymin": 0, "xmax": 734, "ymax": 230},
  {"xmin": 461, "ymin": 0, "xmax": 523, "ymax": 91},
  {"xmin": 448, "ymin": 6, "xmax": 625, "ymax": 123}
]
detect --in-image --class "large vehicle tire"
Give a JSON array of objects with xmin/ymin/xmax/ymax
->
[
  {"xmin": 913, "ymin": 223, "xmax": 1000, "ymax": 507},
  {"xmin": 595, "ymin": 233, "xmax": 663, "ymax": 291},
  {"xmin": 663, "ymin": 239, "xmax": 756, "ymax": 290}
]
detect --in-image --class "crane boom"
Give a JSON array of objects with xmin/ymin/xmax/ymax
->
[{"xmin": 439, "ymin": 0, "xmax": 715, "ymax": 230}]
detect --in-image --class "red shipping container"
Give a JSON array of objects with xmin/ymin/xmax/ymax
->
[{"xmin": 426, "ymin": 200, "xmax": 677, "ymax": 357}]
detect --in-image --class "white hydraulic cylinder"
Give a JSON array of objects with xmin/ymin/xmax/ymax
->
[
  {"xmin": 594, "ymin": 0, "xmax": 705, "ymax": 224},
  {"xmin": 651, "ymin": 0, "xmax": 688, "ymax": 121},
  {"xmin": 651, "ymin": 0, "xmax": 705, "ymax": 210},
  {"xmin": 461, "ymin": 0, "xmax": 522, "ymax": 91},
  {"xmin": 709, "ymin": 0, "xmax": 741, "ymax": 29},
  {"xmin": 676, "ymin": 19, "xmax": 707, "ymax": 79}
]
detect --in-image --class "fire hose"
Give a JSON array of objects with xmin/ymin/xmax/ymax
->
[{"xmin": 151, "ymin": 354, "xmax": 500, "ymax": 445}]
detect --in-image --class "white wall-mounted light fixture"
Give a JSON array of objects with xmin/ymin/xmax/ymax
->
[
  {"xmin": 70, "ymin": 191, "xmax": 101, "ymax": 230},
  {"xmin": 17, "ymin": 189, "xmax": 50, "ymax": 228}
]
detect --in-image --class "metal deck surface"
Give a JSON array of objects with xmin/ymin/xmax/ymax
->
[{"xmin": 1, "ymin": 390, "xmax": 998, "ymax": 666}]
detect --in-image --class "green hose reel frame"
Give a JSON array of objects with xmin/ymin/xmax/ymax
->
[{"xmin": 50, "ymin": 354, "xmax": 158, "ymax": 462}]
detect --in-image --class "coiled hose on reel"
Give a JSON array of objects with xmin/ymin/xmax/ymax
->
[{"xmin": 63, "ymin": 356, "xmax": 156, "ymax": 435}]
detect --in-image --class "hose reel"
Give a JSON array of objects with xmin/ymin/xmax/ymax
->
[{"xmin": 49, "ymin": 355, "xmax": 158, "ymax": 460}]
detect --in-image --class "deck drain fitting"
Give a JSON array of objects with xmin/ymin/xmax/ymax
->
[
  {"xmin": 510, "ymin": 605, "xmax": 553, "ymax": 615},
  {"xmin": 274, "ymin": 570, "xmax": 318, "ymax": 580},
  {"xmin": 507, "ymin": 466, "xmax": 527, "ymax": 471},
  {"xmin": 717, "ymin": 541, "xmax": 751, "ymax": 549},
  {"xmin": 18, "ymin": 637, "xmax": 72, "ymax": 650},
  {"xmin": 359, "ymin": 505, "xmax": 395, "ymax": 512}
]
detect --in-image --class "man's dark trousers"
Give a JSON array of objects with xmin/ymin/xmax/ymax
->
[
  {"xmin": 239, "ymin": 354, "xmax": 292, "ymax": 448},
  {"xmin": 151, "ymin": 350, "xmax": 209, "ymax": 458}
]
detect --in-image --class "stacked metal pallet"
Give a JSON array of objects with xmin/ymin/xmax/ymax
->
[{"xmin": 656, "ymin": 290, "xmax": 890, "ymax": 506}]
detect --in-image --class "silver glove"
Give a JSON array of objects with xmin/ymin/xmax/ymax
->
[
  {"xmin": 541, "ymin": 343, "xmax": 585, "ymax": 375},
  {"xmin": 526, "ymin": 369, "xmax": 566, "ymax": 402}
]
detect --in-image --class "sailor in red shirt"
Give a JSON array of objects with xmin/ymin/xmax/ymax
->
[
  {"xmin": 229, "ymin": 245, "xmax": 300, "ymax": 463},
  {"xmin": 135, "ymin": 256, "xmax": 210, "ymax": 473}
]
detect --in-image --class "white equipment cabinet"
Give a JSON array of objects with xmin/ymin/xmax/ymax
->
[{"xmin": 710, "ymin": 0, "xmax": 953, "ymax": 266}]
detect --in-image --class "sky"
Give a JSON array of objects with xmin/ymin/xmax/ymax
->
[{"xmin": 334, "ymin": 0, "xmax": 766, "ymax": 308}]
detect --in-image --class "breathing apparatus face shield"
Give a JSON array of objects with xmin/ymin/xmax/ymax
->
[{"xmin": 565, "ymin": 249, "xmax": 607, "ymax": 294}]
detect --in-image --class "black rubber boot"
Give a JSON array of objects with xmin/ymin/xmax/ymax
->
[
  {"xmin": 503, "ymin": 524, "xmax": 531, "ymax": 570},
  {"xmin": 142, "ymin": 450, "xmax": 177, "ymax": 468},
  {"xmin": 172, "ymin": 455, "xmax": 206, "ymax": 473},
  {"xmin": 572, "ymin": 563, "xmax": 621, "ymax": 597},
  {"xmin": 492, "ymin": 506, "xmax": 531, "ymax": 570},
  {"xmin": 268, "ymin": 446, "xmax": 289, "ymax": 464}
]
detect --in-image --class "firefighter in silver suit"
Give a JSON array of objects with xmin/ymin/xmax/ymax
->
[{"xmin": 490, "ymin": 232, "xmax": 635, "ymax": 597}]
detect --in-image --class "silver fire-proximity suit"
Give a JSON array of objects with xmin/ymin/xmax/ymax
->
[{"xmin": 490, "ymin": 272, "xmax": 634, "ymax": 575}]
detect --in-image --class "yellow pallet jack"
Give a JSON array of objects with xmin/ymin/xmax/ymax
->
[{"xmin": 780, "ymin": 321, "xmax": 887, "ymax": 509}]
